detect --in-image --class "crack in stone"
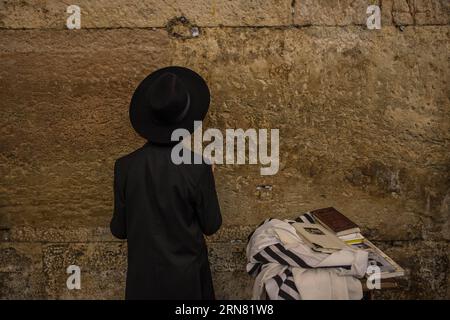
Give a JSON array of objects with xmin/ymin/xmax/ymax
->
[
  {"xmin": 290, "ymin": 0, "xmax": 296, "ymax": 25},
  {"xmin": 406, "ymin": 0, "xmax": 417, "ymax": 25}
]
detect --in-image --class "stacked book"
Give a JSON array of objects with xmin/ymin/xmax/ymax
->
[{"xmin": 293, "ymin": 207, "xmax": 405, "ymax": 281}]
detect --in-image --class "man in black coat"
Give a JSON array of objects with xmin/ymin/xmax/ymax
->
[{"xmin": 110, "ymin": 66, "xmax": 222, "ymax": 300}]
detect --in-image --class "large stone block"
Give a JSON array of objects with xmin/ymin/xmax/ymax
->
[
  {"xmin": 414, "ymin": 0, "xmax": 450, "ymax": 25},
  {"xmin": 372, "ymin": 240, "xmax": 449, "ymax": 299},
  {"xmin": 171, "ymin": 26, "xmax": 449, "ymax": 238},
  {"xmin": 1, "ymin": 26, "xmax": 448, "ymax": 242},
  {"xmin": 6, "ymin": 226, "xmax": 116, "ymax": 243},
  {"xmin": 294, "ymin": 0, "xmax": 450, "ymax": 26},
  {"xmin": 294, "ymin": 0, "xmax": 380, "ymax": 26},
  {"xmin": 383, "ymin": 0, "xmax": 450, "ymax": 26},
  {"xmin": 42, "ymin": 242, "xmax": 126, "ymax": 299},
  {"xmin": 0, "ymin": 28, "xmax": 172, "ymax": 230},
  {"xmin": 0, "ymin": 243, "xmax": 45, "ymax": 299},
  {"xmin": 208, "ymin": 242, "xmax": 247, "ymax": 272},
  {"xmin": 0, "ymin": 0, "xmax": 292, "ymax": 29},
  {"xmin": 213, "ymin": 271, "xmax": 253, "ymax": 299}
]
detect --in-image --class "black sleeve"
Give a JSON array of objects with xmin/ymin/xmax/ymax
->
[
  {"xmin": 110, "ymin": 159, "xmax": 127, "ymax": 239},
  {"xmin": 194, "ymin": 165, "xmax": 222, "ymax": 236}
]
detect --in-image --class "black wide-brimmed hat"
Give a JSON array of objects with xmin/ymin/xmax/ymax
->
[{"xmin": 129, "ymin": 66, "xmax": 210, "ymax": 144}]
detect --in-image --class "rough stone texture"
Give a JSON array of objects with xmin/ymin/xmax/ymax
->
[
  {"xmin": 0, "ymin": 243, "xmax": 45, "ymax": 299},
  {"xmin": 0, "ymin": 0, "xmax": 292, "ymax": 28},
  {"xmin": 42, "ymin": 243, "xmax": 126, "ymax": 299},
  {"xmin": 2, "ymin": 1, "xmax": 448, "ymax": 29},
  {"xmin": 387, "ymin": 0, "xmax": 450, "ymax": 26},
  {"xmin": 213, "ymin": 271, "xmax": 253, "ymax": 299},
  {"xmin": 294, "ymin": 0, "xmax": 379, "ymax": 26},
  {"xmin": 0, "ymin": 1, "xmax": 449, "ymax": 299},
  {"xmin": 372, "ymin": 240, "xmax": 449, "ymax": 299},
  {"xmin": 294, "ymin": 0, "xmax": 450, "ymax": 26}
]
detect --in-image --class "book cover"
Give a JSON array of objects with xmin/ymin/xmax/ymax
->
[{"xmin": 311, "ymin": 207, "xmax": 361, "ymax": 236}]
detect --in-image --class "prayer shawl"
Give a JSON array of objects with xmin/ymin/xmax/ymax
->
[{"xmin": 246, "ymin": 214, "xmax": 368, "ymax": 300}]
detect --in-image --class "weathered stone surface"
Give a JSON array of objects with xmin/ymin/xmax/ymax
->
[
  {"xmin": 170, "ymin": 25, "xmax": 449, "ymax": 241},
  {"xmin": 1, "ymin": 27, "xmax": 448, "ymax": 241},
  {"xmin": 213, "ymin": 271, "xmax": 253, "ymax": 299},
  {"xmin": 294, "ymin": 0, "xmax": 377, "ymax": 26},
  {"xmin": 383, "ymin": 0, "xmax": 450, "ymax": 26},
  {"xmin": 6, "ymin": 226, "xmax": 116, "ymax": 243},
  {"xmin": 0, "ymin": 0, "xmax": 292, "ymax": 29},
  {"xmin": 3, "ymin": 238, "xmax": 446, "ymax": 299},
  {"xmin": 294, "ymin": 0, "xmax": 450, "ymax": 26},
  {"xmin": 42, "ymin": 243, "xmax": 126, "ymax": 299},
  {"xmin": 413, "ymin": 0, "xmax": 450, "ymax": 25},
  {"xmin": 1, "ymin": 0, "xmax": 448, "ymax": 29},
  {"xmin": 208, "ymin": 242, "xmax": 247, "ymax": 272},
  {"xmin": 207, "ymin": 225, "xmax": 255, "ymax": 243},
  {"xmin": 372, "ymin": 240, "xmax": 449, "ymax": 299},
  {"xmin": 0, "ymin": 29, "xmax": 172, "ymax": 230},
  {"xmin": 391, "ymin": 0, "xmax": 416, "ymax": 25},
  {"xmin": 0, "ymin": 243, "xmax": 45, "ymax": 299}
]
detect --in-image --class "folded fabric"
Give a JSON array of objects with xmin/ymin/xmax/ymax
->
[{"xmin": 246, "ymin": 215, "xmax": 368, "ymax": 300}]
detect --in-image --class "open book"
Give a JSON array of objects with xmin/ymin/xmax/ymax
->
[
  {"xmin": 351, "ymin": 239, "xmax": 405, "ymax": 279},
  {"xmin": 292, "ymin": 222, "xmax": 347, "ymax": 254}
]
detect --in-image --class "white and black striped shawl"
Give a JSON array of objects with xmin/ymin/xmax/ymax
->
[{"xmin": 247, "ymin": 213, "xmax": 353, "ymax": 300}]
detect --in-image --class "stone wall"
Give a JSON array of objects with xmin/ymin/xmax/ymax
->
[{"xmin": 0, "ymin": 0, "xmax": 449, "ymax": 299}]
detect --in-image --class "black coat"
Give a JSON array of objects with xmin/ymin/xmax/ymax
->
[{"xmin": 110, "ymin": 142, "xmax": 222, "ymax": 300}]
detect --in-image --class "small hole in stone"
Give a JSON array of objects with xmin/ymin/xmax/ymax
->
[{"xmin": 166, "ymin": 16, "xmax": 200, "ymax": 40}]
